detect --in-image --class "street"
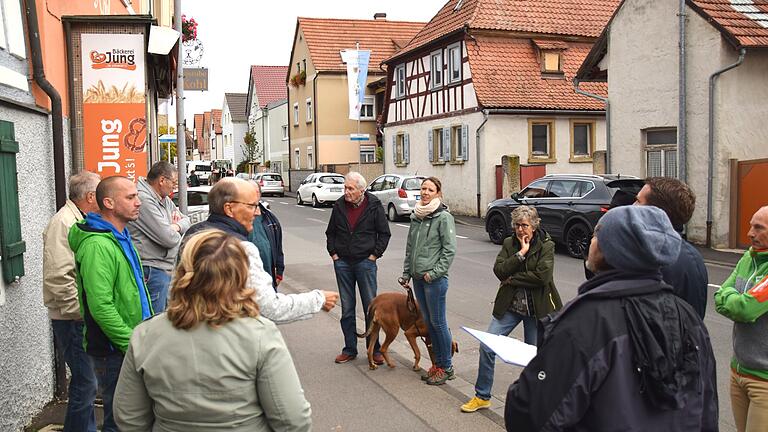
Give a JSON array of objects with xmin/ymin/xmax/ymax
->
[{"xmin": 263, "ymin": 196, "xmax": 738, "ymax": 432}]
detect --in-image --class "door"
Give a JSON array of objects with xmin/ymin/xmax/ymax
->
[{"xmin": 736, "ymin": 158, "xmax": 768, "ymax": 248}]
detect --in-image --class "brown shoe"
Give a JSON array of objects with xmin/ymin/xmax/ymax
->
[
  {"xmin": 335, "ymin": 353, "xmax": 356, "ymax": 364},
  {"xmin": 373, "ymin": 352, "xmax": 385, "ymax": 365}
]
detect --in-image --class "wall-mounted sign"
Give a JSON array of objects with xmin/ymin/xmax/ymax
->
[
  {"xmin": 184, "ymin": 68, "xmax": 208, "ymax": 91},
  {"xmin": 350, "ymin": 133, "xmax": 370, "ymax": 141},
  {"xmin": 81, "ymin": 33, "xmax": 147, "ymax": 181}
]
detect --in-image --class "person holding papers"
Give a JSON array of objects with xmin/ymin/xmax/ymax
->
[
  {"xmin": 461, "ymin": 205, "xmax": 561, "ymax": 413},
  {"xmin": 504, "ymin": 205, "xmax": 718, "ymax": 431}
]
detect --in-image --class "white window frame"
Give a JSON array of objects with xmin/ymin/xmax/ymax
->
[
  {"xmin": 360, "ymin": 145, "xmax": 375, "ymax": 163},
  {"xmin": 293, "ymin": 103, "xmax": 299, "ymax": 126},
  {"xmin": 305, "ymin": 98, "xmax": 312, "ymax": 123},
  {"xmin": 306, "ymin": 146, "xmax": 314, "ymax": 168},
  {"xmin": 430, "ymin": 50, "xmax": 443, "ymax": 89},
  {"xmin": 395, "ymin": 64, "xmax": 406, "ymax": 98},
  {"xmin": 447, "ymin": 42, "xmax": 462, "ymax": 84},
  {"xmin": 281, "ymin": 125, "xmax": 288, "ymax": 140},
  {"xmin": 644, "ymin": 128, "xmax": 678, "ymax": 178},
  {"xmin": 360, "ymin": 95, "xmax": 375, "ymax": 120},
  {"xmin": 294, "ymin": 148, "xmax": 300, "ymax": 169},
  {"xmin": 0, "ymin": 0, "xmax": 26, "ymax": 58}
]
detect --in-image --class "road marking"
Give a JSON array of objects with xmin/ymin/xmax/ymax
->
[
  {"xmin": 295, "ymin": 205, "xmax": 304, "ymax": 208},
  {"xmin": 279, "ymin": 201, "xmax": 290, "ymax": 205},
  {"xmin": 708, "ymin": 284, "xmax": 721, "ymax": 289},
  {"xmin": 457, "ymin": 235, "xmax": 469, "ymax": 239},
  {"xmin": 307, "ymin": 218, "xmax": 325, "ymax": 224},
  {"xmin": 312, "ymin": 208, "xmax": 326, "ymax": 212},
  {"xmin": 396, "ymin": 224, "xmax": 410, "ymax": 228}
]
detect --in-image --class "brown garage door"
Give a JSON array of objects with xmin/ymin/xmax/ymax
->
[{"xmin": 736, "ymin": 158, "xmax": 768, "ymax": 248}]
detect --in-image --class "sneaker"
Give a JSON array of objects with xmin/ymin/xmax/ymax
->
[
  {"xmin": 461, "ymin": 397, "xmax": 491, "ymax": 413},
  {"xmin": 373, "ymin": 352, "xmax": 385, "ymax": 366},
  {"xmin": 420, "ymin": 366, "xmax": 437, "ymax": 381},
  {"xmin": 426, "ymin": 367, "xmax": 450, "ymax": 386},
  {"xmin": 334, "ymin": 353, "xmax": 356, "ymax": 364},
  {"xmin": 445, "ymin": 366, "xmax": 456, "ymax": 380}
]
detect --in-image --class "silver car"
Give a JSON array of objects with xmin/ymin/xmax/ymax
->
[
  {"xmin": 367, "ymin": 174, "xmax": 425, "ymax": 221},
  {"xmin": 254, "ymin": 173, "xmax": 285, "ymax": 197}
]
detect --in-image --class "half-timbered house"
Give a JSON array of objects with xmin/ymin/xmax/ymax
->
[{"xmin": 382, "ymin": 0, "xmax": 619, "ymax": 216}]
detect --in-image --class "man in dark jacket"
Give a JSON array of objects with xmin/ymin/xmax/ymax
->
[
  {"xmin": 248, "ymin": 182, "xmax": 285, "ymax": 291},
  {"xmin": 326, "ymin": 171, "xmax": 391, "ymax": 364},
  {"xmin": 505, "ymin": 205, "xmax": 718, "ymax": 432}
]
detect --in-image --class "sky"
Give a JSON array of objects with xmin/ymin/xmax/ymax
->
[{"xmin": 166, "ymin": 0, "xmax": 447, "ymax": 128}]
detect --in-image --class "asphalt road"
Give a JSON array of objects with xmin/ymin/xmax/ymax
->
[{"xmin": 262, "ymin": 196, "xmax": 738, "ymax": 432}]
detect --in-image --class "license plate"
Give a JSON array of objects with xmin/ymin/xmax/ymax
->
[
  {"xmin": 330, "ymin": 187, "xmax": 342, "ymax": 192},
  {"xmin": 268, "ymin": 181, "xmax": 279, "ymax": 186}
]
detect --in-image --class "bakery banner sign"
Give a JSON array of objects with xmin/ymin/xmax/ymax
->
[
  {"xmin": 340, "ymin": 49, "xmax": 371, "ymax": 120},
  {"xmin": 81, "ymin": 33, "xmax": 147, "ymax": 181}
]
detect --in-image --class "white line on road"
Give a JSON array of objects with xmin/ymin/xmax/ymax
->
[
  {"xmin": 708, "ymin": 284, "xmax": 721, "ymax": 289},
  {"xmin": 457, "ymin": 235, "xmax": 469, "ymax": 239},
  {"xmin": 306, "ymin": 218, "xmax": 325, "ymax": 224},
  {"xmin": 279, "ymin": 201, "xmax": 290, "ymax": 205},
  {"xmin": 396, "ymin": 224, "xmax": 410, "ymax": 228},
  {"xmin": 312, "ymin": 208, "xmax": 326, "ymax": 212}
]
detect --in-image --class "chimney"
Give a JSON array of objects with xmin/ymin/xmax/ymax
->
[{"xmin": 373, "ymin": 13, "xmax": 386, "ymax": 20}]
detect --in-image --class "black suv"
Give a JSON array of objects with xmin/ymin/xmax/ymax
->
[{"xmin": 485, "ymin": 174, "xmax": 645, "ymax": 258}]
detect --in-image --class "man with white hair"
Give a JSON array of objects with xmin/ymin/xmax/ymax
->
[{"xmin": 326, "ymin": 171, "xmax": 391, "ymax": 364}]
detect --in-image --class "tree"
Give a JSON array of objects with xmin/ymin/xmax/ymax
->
[
  {"xmin": 159, "ymin": 126, "xmax": 177, "ymax": 162},
  {"xmin": 158, "ymin": 125, "xmax": 176, "ymax": 135},
  {"xmin": 242, "ymin": 130, "xmax": 262, "ymax": 164}
]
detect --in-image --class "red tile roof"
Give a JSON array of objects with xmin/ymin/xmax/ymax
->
[
  {"xmin": 194, "ymin": 113, "xmax": 204, "ymax": 144},
  {"xmin": 250, "ymin": 65, "xmax": 288, "ymax": 108},
  {"xmin": 211, "ymin": 109, "xmax": 222, "ymax": 134},
  {"xmin": 396, "ymin": 0, "xmax": 620, "ymax": 58},
  {"xmin": 468, "ymin": 36, "xmax": 607, "ymax": 109},
  {"xmin": 297, "ymin": 17, "xmax": 425, "ymax": 72},
  {"xmin": 688, "ymin": 0, "xmax": 768, "ymax": 47}
]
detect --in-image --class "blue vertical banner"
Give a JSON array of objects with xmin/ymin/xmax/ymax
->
[{"xmin": 340, "ymin": 49, "xmax": 371, "ymax": 120}]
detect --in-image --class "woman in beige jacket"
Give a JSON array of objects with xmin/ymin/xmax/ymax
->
[{"xmin": 114, "ymin": 230, "xmax": 311, "ymax": 432}]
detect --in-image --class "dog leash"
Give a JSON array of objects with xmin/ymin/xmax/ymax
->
[{"xmin": 398, "ymin": 278, "xmax": 430, "ymax": 347}]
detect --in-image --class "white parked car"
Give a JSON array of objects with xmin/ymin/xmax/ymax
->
[
  {"xmin": 296, "ymin": 173, "xmax": 345, "ymax": 207},
  {"xmin": 367, "ymin": 174, "xmax": 425, "ymax": 221},
  {"xmin": 254, "ymin": 173, "xmax": 285, "ymax": 197},
  {"xmin": 173, "ymin": 185, "xmax": 269, "ymax": 225}
]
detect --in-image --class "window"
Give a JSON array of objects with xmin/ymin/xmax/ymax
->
[
  {"xmin": 521, "ymin": 180, "xmax": 549, "ymax": 198},
  {"xmin": 360, "ymin": 96, "xmax": 375, "ymax": 120},
  {"xmin": 307, "ymin": 146, "xmax": 313, "ymax": 167},
  {"xmin": 542, "ymin": 52, "xmax": 562, "ymax": 73},
  {"xmin": 447, "ymin": 43, "xmax": 462, "ymax": 84},
  {"xmin": 392, "ymin": 133, "xmax": 409, "ymax": 165},
  {"xmin": 383, "ymin": 176, "xmax": 397, "ymax": 190},
  {"xmin": 430, "ymin": 50, "xmax": 443, "ymax": 89},
  {"xmin": 395, "ymin": 64, "xmax": 406, "ymax": 98},
  {"xmin": 570, "ymin": 120, "xmax": 595, "ymax": 161},
  {"xmin": 293, "ymin": 103, "xmax": 299, "ymax": 126},
  {"xmin": 369, "ymin": 177, "xmax": 385, "ymax": 192},
  {"xmin": 644, "ymin": 128, "xmax": 677, "ymax": 178},
  {"xmin": 305, "ymin": 98, "xmax": 312, "ymax": 123},
  {"xmin": 428, "ymin": 127, "xmax": 450, "ymax": 163},
  {"xmin": 0, "ymin": 120, "xmax": 25, "ymax": 283},
  {"xmin": 294, "ymin": 148, "xmax": 300, "ymax": 169},
  {"xmin": 450, "ymin": 124, "xmax": 469, "ymax": 162},
  {"xmin": 360, "ymin": 145, "xmax": 376, "ymax": 163},
  {"xmin": 548, "ymin": 180, "xmax": 581, "ymax": 198},
  {"xmin": 529, "ymin": 119, "xmax": 555, "ymax": 161},
  {"xmin": 0, "ymin": 0, "xmax": 26, "ymax": 58},
  {"xmin": 282, "ymin": 125, "xmax": 288, "ymax": 140}
]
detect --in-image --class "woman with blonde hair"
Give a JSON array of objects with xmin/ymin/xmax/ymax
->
[
  {"xmin": 400, "ymin": 177, "xmax": 457, "ymax": 386},
  {"xmin": 114, "ymin": 230, "xmax": 311, "ymax": 432}
]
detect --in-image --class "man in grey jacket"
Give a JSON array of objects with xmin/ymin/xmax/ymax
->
[{"xmin": 129, "ymin": 161, "xmax": 190, "ymax": 312}]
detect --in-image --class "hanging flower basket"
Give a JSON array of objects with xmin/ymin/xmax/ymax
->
[
  {"xmin": 290, "ymin": 70, "xmax": 306, "ymax": 87},
  {"xmin": 181, "ymin": 15, "xmax": 198, "ymax": 42}
]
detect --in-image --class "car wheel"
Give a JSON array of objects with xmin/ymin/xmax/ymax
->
[
  {"xmin": 296, "ymin": 192, "xmax": 303, "ymax": 205},
  {"xmin": 487, "ymin": 213, "xmax": 508, "ymax": 245},
  {"xmin": 565, "ymin": 222, "xmax": 591, "ymax": 259},
  {"xmin": 279, "ymin": 192, "xmax": 285, "ymax": 197},
  {"xmin": 387, "ymin": 204, "xmax": 398, "ymax": 222},
  {"xmin": 312, "ymin": 194, "xmax": 320, "ymax": 208}
]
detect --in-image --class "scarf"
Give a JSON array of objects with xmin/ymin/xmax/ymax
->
[{"xmin": 414, "ymin": 197, "xmax": 441, "ymax": 220}]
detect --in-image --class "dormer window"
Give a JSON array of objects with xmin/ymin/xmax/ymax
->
[
  {"xmin": 542, "ymin": 51, "xmax": 562, "ymax": 73},
  {"xmin": 533, "ymin": 39, "xmax": 567, "ymax": 77}
]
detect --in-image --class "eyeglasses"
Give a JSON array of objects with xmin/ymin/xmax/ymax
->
[
  {"xmin": 229, "ymin": 201, "xmax": 259, "ymax": 211},
  {"xmin": 514, "ymin": 223, "xmax": 531, "ymax": 229},
  {"xmin": 162, "ymin": 176, "xmax": 179, "ymax": 186}
]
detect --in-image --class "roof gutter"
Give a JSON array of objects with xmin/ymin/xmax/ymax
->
[
  {"xmin": 475, "ymin": 109, "xmax": 489, "ymax": 218},
  {"xmin": 706, "ymin": 48, "xmax": 745, "ymax": 247},
  {"xmin": 573, "ymin": 79, "xmax": 610, "ymax": 173},
  {"xmin": 25, "ymin": 0, "xmax": 66, "ymax": 210}
]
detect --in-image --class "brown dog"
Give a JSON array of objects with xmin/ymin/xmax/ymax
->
[{"xmin": 356, "ymin": 292, "xmax": 458, "ymax": 371}]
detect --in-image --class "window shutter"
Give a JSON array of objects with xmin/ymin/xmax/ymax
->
[
  {"xmin": 0, "ymin": 120, "xmax": 25, "ymax": 283},
  {"xmin": 392, "ymin": 134, "xmax": 397, "ymax": 164},
  {"xmin": 461, "ymin": 124, "xmax": 469, "ymax": 161},
  {"xmin": 442, "ymin": 127, "xmax": 450, "ymax": 161},
  {"xmin": 428, "ymin": 130, "xmax": 433, "ymax": 162},
  {"xmin": 404, "ymin": 134, "xmax": 410, "ymax": 164}
]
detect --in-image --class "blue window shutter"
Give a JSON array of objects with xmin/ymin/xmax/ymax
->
[
  {"xmin": 0, "ymin": 120, "xmax": 25, "ymax": 283},
  {"xmin": 404, "ymin": 133, "xmax": 410, "ymax": 164},
  {"xmin": 442, "ymin": 127, "xmax": 450, "ymax": 161},
  {"xmin": 461, "ymin": 124, "xmax": 469, "ymax": 161},
  {"xmin": 428, "ymin": 130, "xmax": 433, "ymax": 162}
]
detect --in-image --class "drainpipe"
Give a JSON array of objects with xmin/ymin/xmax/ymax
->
[
  {"xmin": 312, "ymin": 71, "xmax": 319, "ymax": 171},
  {"xmin": 573, "ymin": 79, "xmax": 610, "ymax": 173},
  {"xmin": 475, "ymin": 109, "xmax": 488, "ymax": 218},
  {"xmin": 678, "ymin": 0, "xmax": 688, "ymax": 182},
  {"xmin": 25, "ymin": 0, "xmax": 66, "ymax": 210},
  {"xmin": 706, "ymin": 48, "xmax": 746, "ymax": 247}
]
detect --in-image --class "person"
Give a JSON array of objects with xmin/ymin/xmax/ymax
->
[
  {"xmin": 715, "ymin": 205, "xmax": 768, "ymax": 432},
  {"xmin": 183, "ymin": 177, "xmax": 338, "ymax": 323},
  {"xmin": 42, "ymin": 171, "xmax": 101, "ymax": 432},
  {"xmin": 248, "ymin": 181, "xmax": 285, "ymax": 291},
  {"xmin": 400, "ymin": 177, "xmax": 456, "ymax": 385},
  {"xmin": 188, "ymin": 169, "xmax": 200, "ymax": 187},
  {"xmin": 114, "ymin": 230, "xmax": 312, "ymax": 431},
  {"xmin": 462, "ymin": 205, "xmax": 562, "ymax": 412},
  {"xmin": 635, "ymin": 176, "xmax": 708, "ymax": 318},
  {"xmin": 128, "ymin": 161, "xmax": 190, "ymax": 312},
  {"xmin": 68, "ymin": 176, "xmax": 153, "ymax": 432},
  {"xmin": 326, "ymin": 171, "xmax": 391, "ymax": 364},
  {"xmin": 505, "ymin": 205, "xmax": 718, "ymax": 431},
  {"xmin": 583, "ymin": 188, "xmax": 637, "ymax": 279}
]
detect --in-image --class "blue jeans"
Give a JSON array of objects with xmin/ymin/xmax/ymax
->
[
  {"xmin": 51, "ymin": 320, "xmax": 98, "ymax": 432},
  {"xmin": 334, "ymin": 258, "xmax": 380, "ymax": 356},
  {"xmin": 143, "ymin": 265, "xmax": 171, "ymax": 313},
  {"xmin": 413, "ymin": 276, "xmax": 453, "ymax": 369},
  {"xmin": 474, "ymin": 311, "xmax": 538, "ymax": 400},
  {"xmin": 91, "ymin": 353, "xmax": 124, "ymax": 432}
]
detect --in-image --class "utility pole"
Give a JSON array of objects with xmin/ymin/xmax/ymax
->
[{"xmin": 175, "ymin": 0, "xmax": 187, "ymax": 213}]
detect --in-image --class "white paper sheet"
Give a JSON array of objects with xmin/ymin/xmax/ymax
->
[{"xmin": 462, "ymin": 326, "xmax": 538, "ymax": 367}]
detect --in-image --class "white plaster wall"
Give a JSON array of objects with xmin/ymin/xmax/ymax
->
[
  {"xmin": 267, "ymin": 102, "xmax": 288, "ymax": 170},
  {"xmin": 232, "ymin": 121, "xmax": 248, "ymax": 167},
  {"xmin": 0, "ymin": 108, "xmax": 66, "ymax": 431}
]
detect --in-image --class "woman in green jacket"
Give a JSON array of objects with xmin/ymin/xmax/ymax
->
[
  {"xmin": 113, "ymin": 230, "xmax": 311, "ymax": 432},
  {"xmin": 461, "ymin": 205, "xmax": 562, "ymax": 413},
  {"xmin": 401, "ymin": 177, "xmax": 457, "ymax": 386}
]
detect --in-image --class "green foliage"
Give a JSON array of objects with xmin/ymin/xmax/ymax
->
[
  {"xmin": 161, "ymin": 141, "xmax": 177, "ymax": 162},
  {"xmin": 375, "ymin": 146, "xmax": 384, "ymax": 162},
  {"xmin": 158, "ymin": 125, "xmax": 176, "ymax": 135},
  {"xmin": 242, "ymin": 130, "xmax": 262, "ymax": 163}
]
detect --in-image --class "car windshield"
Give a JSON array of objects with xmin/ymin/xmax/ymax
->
[
  {"xmin": 320, "ymin": 176, "xmax": 344, "ymax": 184},
  {"xmin": 402, "ymin": 178, "xmax": 423, "ymax": 191},
  {"xmin": 195, "ymin": 164, "xmax": 211, "ymax": 172}
]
